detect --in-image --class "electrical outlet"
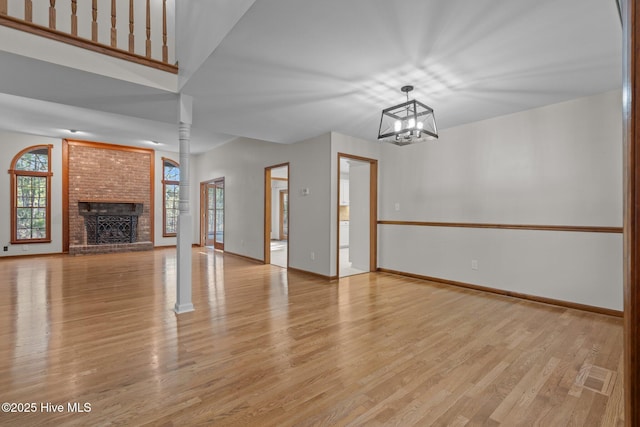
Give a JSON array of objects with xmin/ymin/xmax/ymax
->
[
  {"xmin": 395, "ymin": 202, "xmax": 400, "ymax": 211},
  {"xmin": 3, "ymin": 246, "xmax": 7, "ymax": 252},
  {"xmin": 471, "ymin": 260, "xmax": 478, "ymax": 270},
  {"xmin": 310, "ymin": 252, "xmax": 315, "ymax": 261},
  {"xmin": 22, "ymin": 245, "xmax": 29, "ymax": 252}
]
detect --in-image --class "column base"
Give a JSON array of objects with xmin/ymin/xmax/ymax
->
[{"xmin": 174, "ymin": 302, "xmax": 195, "ymax": 314}]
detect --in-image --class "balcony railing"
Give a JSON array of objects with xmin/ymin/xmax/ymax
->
[{"xmin": 0, "ymin": 0, "xmax": 177, "ymax": 73}]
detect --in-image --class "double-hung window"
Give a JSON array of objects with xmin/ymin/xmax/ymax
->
[
  {"xmin": 162, "ymin": 158, "xmax": 180, "ymax": 236},
  {"xmin": 9, "ymin": 145, "xmax": 53, "ymax": 243}
]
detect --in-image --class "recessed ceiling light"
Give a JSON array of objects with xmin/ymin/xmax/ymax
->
[{"xmin": 57, "ymin": 128, "xmax": 86, "ymax": 137}]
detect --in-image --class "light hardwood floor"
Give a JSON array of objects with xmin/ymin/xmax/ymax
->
[{"xmin": 0, "ymin": 247, "xmax": 624, "ymax": 426}]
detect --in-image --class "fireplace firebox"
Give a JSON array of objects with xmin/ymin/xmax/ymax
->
[{"xmin": 78, "ymin": 201, "xmax": 144, "ymax": 245}]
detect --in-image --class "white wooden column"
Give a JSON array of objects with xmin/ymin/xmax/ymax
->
[{"xmin": 175, "ymin": 94, "xmax": 194, "ymax": 314}]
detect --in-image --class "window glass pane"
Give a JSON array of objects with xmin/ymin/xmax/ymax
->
[
  {"xmin": 17, "ymin": 212, "xmax": 31, "ymax": 228},
  {"xmin": 17, "ymin": 229, "xmax": 31, "ymax": 239},
  {"xmin": 16, "ymin": 148, "xmax": 49, "ymax": 171},
  {"xmin": 208, "ymin": 210, "xmax": 215, "ymax": 236},
  {"xmin": 216, "ymin": 187, "xmax": 224, "ymax": 210},
  {"xmin": 215, "ymin": 185, "xmax": 224, "ymax": 243},
  {"xmin": 166, "ymin": 213, "xmax": 177, "ymax": 234},
  {"xmin": 15, "ymin": 176, "xmax": 47, "ymax": 240},
  {"xmin": 17, "ymin": 176, "xmax": 32, "ymax": 207},
  {"xmin": 215, "ymin": 210, "xmax": 224, "ymax": 243},
  {"xmin": 164, "ymin": 184, "xmax": 179, "ymax": 234},
  {"xmin": 208, "ymin": 188, "xmax": 214, "ymax": 209},
  {"xmin": 163, "ymin": 160, "xmax": 180, "ymax": 235},
  {"xmin": 17, "ymin": 176, "xmax": 47, "ymax": 208},
  {"xmin": 34, "ymin": 208, "xmax": 46, "ymax": 219},
  {"xmin": 164, "ymin": 161, "xmax": 180, "ymax": 181}
]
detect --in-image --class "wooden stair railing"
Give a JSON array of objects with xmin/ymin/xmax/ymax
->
[
  {"xmin": 0, "ymin": 0, "xmax": 177, "ymax": 74},
  {"xmin": 24, "ymin": 0, "xmax": 31, "ymax": 22}
]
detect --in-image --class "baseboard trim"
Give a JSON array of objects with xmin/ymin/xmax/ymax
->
[
  {"xmin": 287, "ymin": 266, "xmax": 338, "ymax": 281},
  {"xmin": 377, "ymin": 268, "xmax": 623, "ymax": 318},
  {"xmin": 154, "ymin": 243, "xmax": 203, "ymax": 249},
  {"xmin": 0, "ymin": 252, "xmax": 64, "ymax": 259},
  {"xmin": 224, "ymin": 251, "xmax": 264, "ymax": 264}
]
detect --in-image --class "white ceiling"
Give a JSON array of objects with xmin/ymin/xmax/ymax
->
[{"xmin": 0, "ymin": 0, "xmax": 623, "ymax": 154}]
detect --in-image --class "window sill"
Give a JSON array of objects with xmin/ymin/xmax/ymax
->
[{"xmin": 10, "ymin": 239, "xmax": 52, "ymax": 245}]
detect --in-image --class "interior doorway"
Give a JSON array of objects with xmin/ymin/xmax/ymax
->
[
  {"xmin": 200, "ymin": 178, "xmax": 224, "ymax": 250},
  {"xmin": 264, "ymin": 163, "xmax": 289, "ymax": 268},
  {"xmin": 337, "ymin": 153, "xmax": 377, "ymax": 278}
]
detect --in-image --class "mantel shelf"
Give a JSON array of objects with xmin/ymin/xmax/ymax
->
[
  {"xmin": 78, "ymin": 199, "xmax": 144, "ymax": 205},
  {"xmin": 78, "ymin": 200, "xmax": 144, "ymax": 216}
]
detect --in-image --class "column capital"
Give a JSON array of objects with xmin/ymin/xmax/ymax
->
[{"xmin": 179, "ymin": 121, "xmax": 191, "ymax": 140}]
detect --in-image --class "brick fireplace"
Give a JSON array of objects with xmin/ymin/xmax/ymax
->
[{"xmin": 66, "ymin": 140, "xmax": 154, "ymax": 255}]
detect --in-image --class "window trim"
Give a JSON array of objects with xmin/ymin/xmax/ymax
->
[
  {"xmin": 162, "ymin": 157, "xmax": 179, "ymax": 237},
  {"xmin": 9, "ymin": 145, "xmax": 53, "ymax": 244}
]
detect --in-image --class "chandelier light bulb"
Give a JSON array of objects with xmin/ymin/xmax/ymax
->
[
  {"xmin": 417, "ymin": 122, "xmax": 424, "ymax": 130},
  {"xmin": 394, "ymin": 120, "xmax": 402, "ymax": 132},
  {"xmin": 408, "ymin": 118, "xmax": 416, "ymax": 128}
]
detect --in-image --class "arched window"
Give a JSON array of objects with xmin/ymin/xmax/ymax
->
[
  {"xmin": 162, "ymin": 158, "xmax": 180, "ymax": 236},
  {"xmin": 9, "ymin": 145, "xmax": 53, "ymax": 243}
]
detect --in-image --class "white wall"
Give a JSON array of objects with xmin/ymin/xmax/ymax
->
[
  {"xmin": 0, "ymin": 131, "xmax": 63, "ymax": 257},
  {"xmin": 379, "ymin": 226, "xmax": 622, "ymax": 310},
  {"xmin": 378, "ymin": 90, "xmax": 623, "ymax": 310},
  {"xmin": 287, "ymin": 135, "xmax": 332, "ymax": 275},
  {"xmin": 193, "ymin": 134, "xmax": 332, "ymax": 276},
  {"xmin": 380, "ymin": 90, "xmax": 622, "ymax": 225},
  {"xmin": 176, "ymin": 0, "xmax": 256, "ymax": 88}
]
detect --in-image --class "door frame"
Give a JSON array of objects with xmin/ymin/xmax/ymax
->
[
  {"xmin": 336, "ymin": 153, "xmax": 378, "ymax": 278},
  {"xmin": 622, "ymin": 0, "xmax": 640, "ymax": 423},
  {"xmin": 264, "ymin": 163, "xmax": 290, "ymax": 266},
  {"xmin": 199, "ymin": 177, "xmax": 224, "ymax": 249}
]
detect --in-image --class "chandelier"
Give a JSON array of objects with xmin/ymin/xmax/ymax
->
[{"xmin": 378, "ymin": 85, "xmax": 438, "ymax": 145}]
